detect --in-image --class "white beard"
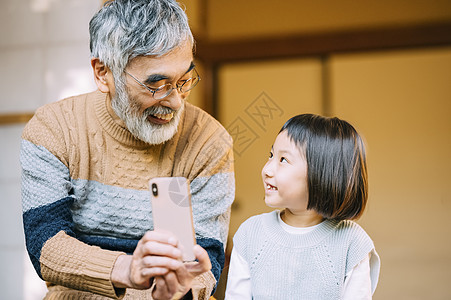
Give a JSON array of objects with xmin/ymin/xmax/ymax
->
[{"xmin": 111, "ymin": 84, "xmax": 184, "ymax": 145}]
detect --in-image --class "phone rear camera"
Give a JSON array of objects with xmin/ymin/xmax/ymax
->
[{"xmin": 151, "ymin": 183, "xmax": 158, "ymax": 196}]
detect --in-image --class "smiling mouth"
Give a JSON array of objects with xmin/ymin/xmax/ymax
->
[
  {"xmin": 266, "ymin": 183, "xmax": 278, "ymax": 191},
  {"xmin": 153, "ymin": 112, "xmax": 174, "ymax": 121},
  {"xmin": 147, "ymin": 112, "xmax": 174, "ymax": 124}
]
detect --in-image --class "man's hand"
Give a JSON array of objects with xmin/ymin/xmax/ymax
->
[
  {"xmin": 111, "ymin": 230, "xmax": 212, "ymax": 300},
  {"xmin": 152, "ymin": 245, "xmax": 212, "ymax": 299},
  {"xmin": 111, "ymin": 230, "xmax": 184, "ymax": 289}
]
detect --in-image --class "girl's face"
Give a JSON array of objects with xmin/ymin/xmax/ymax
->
[{"xmin": 262, "ymin": 130, "xmax": 309, "ymax": 212}]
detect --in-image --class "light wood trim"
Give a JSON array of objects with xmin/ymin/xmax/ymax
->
[{"xmin": 0, "ymin": 113, "xmax": 34, "ymax": 125}]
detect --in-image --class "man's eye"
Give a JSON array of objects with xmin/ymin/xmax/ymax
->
[
  {"xmin": 148, "ymin": 84, "xmax": 168, "ymax": 92},
  {"xmin": 146, "ymin": 86, "xmax": 158, "ymax": 91}
]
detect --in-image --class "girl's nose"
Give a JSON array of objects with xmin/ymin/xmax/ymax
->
[{"xmin": 262, "ymin": 161, "xmax": 274, "ymax": 178}]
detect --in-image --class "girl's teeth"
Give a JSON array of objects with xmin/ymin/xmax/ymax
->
[{"xmin": 267, "ymin": 184, "xmax": 277, "ymax": 190}]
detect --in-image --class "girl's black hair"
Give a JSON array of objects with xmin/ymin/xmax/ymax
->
[{"xmin": 280, "ymin": 114, "xmax": 368, "ymax": 220}]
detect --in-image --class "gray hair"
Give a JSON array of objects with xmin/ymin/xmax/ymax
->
[{"xmin": 89, "ymin": 0, "xmax": 194, "ymax": 78}]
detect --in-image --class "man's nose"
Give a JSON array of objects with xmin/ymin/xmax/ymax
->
[{"xmin": 159, "ymin": 89, "xmax": 184, "ymax": 111}]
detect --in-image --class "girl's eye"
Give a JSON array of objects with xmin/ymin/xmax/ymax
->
[
  {"xmin": 280, "ymin": 157, "xmax": 288, "ymax": 163},
  {"xmin": 269, "ymin": 151, "xmax": 273, "ymax": 158}
]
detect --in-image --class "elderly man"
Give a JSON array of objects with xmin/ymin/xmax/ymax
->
[{"xmin": 20, "ymin": 0, "xmax": 234, "ymax": 299}]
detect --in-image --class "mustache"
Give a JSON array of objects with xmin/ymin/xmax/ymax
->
[{"xmin": 143, "ymin": 105, "xmax": 176, "ymax": 116}]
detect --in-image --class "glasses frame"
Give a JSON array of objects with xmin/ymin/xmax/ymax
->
[{"xmin": 125, "ymin": 68, "xmax": 200, "ymax": 100}]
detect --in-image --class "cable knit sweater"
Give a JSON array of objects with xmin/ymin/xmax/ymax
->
[
  {"xmin": 20, "ymin": 90, "xmax": 235, "ymax": 299},
  {"xmin": 233, "ymin": 211, "xmax": 380, "ymax": 300}
]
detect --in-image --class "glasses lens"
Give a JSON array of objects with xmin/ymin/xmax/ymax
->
[
  {"xmin": 151, "ymin": 71, "xmax": 200, "ymax": 100},
  {"xmin": 153, "ymin": 84, "xmax": 173, "ymax": 100},
  {"xmin": 180, "ymin": 76, "xmax": 199, "ymax": 93}
]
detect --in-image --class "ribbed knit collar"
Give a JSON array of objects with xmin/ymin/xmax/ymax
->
[{"xmin": 262, "ymin": 211, "xmax": 340, "ymax": 249}]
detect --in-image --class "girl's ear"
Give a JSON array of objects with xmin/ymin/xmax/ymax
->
[{"xmin": 91, "ymin": 58, "xmax": 113, "ymax": 93}]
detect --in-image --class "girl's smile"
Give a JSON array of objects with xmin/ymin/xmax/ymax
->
[{"xmin": 264, "ymin": 182, "xmax": 278, "ymax": 192}]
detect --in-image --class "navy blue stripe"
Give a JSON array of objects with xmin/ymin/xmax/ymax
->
[
  {"xmin": 197, "ymin": 238, "xmax": 225, "ymax": 292},
  {"xmin": 22, "ymin": 197, "xmax": 76, "ymax": 278},
  {"xmin": 78, "ymin": 235, "xmax": 139, "ymax": 254}
]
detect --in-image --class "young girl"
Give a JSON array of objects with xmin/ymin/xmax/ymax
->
[{"xmin": 225, "ymin": 114, "xmax": 380, "ymax": 299}]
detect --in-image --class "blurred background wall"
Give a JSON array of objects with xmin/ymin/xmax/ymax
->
[{"xmin": 0, "ymin": 0, "xmax": 450, "ymax": 299}]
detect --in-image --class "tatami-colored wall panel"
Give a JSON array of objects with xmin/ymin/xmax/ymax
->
[
  {"xmin": 330, "ymin": 47, "xmax": 451, "ymax": 300},
  {"xmin": 216, "ymin": 47, "xmax": 451, "ymax": 300}
]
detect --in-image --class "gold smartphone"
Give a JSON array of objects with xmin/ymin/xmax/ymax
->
[{"xmin": 149, "ymin": 177, "xmax": 196, "ymax": 261}]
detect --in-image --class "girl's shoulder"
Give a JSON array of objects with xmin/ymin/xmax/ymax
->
[
  {"xmin": 232, "ymin": 211, "xmax": 278, "ymax": 258},
  {"xmin": 332, "ymin": 220, "xmax": 379, "ymax": 279},
  {"xmin": 335, "ymin": 220, "xmax": 371, "ymax": 236},
  {"xmin": 238, "ymin": 211, "xmax": 278, "ymax": 229},
  {"xmin": 332, "ymin": 220, "xmax": 375, "ymax": 251},
  {"xmin": 233, "ymin": 211, "xmax": 278, "ymax": 239}
]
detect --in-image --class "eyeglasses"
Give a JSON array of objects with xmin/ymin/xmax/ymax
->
[{"xmin": 125, "ymin": 68, "xmax": 201, "ymax": 100}]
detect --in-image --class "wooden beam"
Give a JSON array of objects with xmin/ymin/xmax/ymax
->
[{"xmin": 196, "ymin": 22, "xmax": 451, "ymax": 64}]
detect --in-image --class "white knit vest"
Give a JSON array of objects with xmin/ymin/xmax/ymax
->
[{"xmin": 233, "ymin": 211, "xmax": 377, "ymax": 300}]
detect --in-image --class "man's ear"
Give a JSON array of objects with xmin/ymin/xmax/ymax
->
[{"xmin": 91, "ymin": 58, "xmax": 113, "ymax": 93}]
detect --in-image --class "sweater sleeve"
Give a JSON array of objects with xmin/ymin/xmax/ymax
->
[
  {"xmin": 342, "ymin": 254, "xmax": 372, "ymax": 300},
  {"xmin": 224, "ymin": 247, "xmax": 252, "ymax": 300},
  {"xmin": 179, "ymin": 108, "xmax": 236, "ymax": 296},
  {"xmin": 21, "ymin": 107, "xmax": 125, "ymax": 299},
  {"xmin": 344, "ymin": 221, "xmax": 381, "ymax": 296},
  {"xmin": 190, "ymin": 138, "xmax": 235, "ymax": 296}
]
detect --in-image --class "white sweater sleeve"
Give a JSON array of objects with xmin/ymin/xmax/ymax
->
[
  {"xmin": 224, "ymin": 247, "xmax": 252, "ymax": 300},
  {"xmin": 342, "ymin": 249, "xmax": 380, "ymax": 300}
]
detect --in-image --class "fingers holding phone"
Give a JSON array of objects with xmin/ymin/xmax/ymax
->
[
  {"xmin": 128, "ymin": 231, "xmax": 184, "ymax": 289},
  {"xmin": 152, "ymin": 244, "xmax": 212, "ymax": 300}
]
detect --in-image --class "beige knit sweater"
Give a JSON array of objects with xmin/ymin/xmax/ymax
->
[{"xmin": 21, "ymin": 90, "xmax": 235, "ymax": 299}]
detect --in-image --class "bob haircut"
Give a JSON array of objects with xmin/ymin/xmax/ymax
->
[
  {"xmin": 280, "ymin": 114, "xmax": 368, "ymax": 221},
  {"xmin": 89, "ymin": 0, "xmax": 194, "ymax": 79}
]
